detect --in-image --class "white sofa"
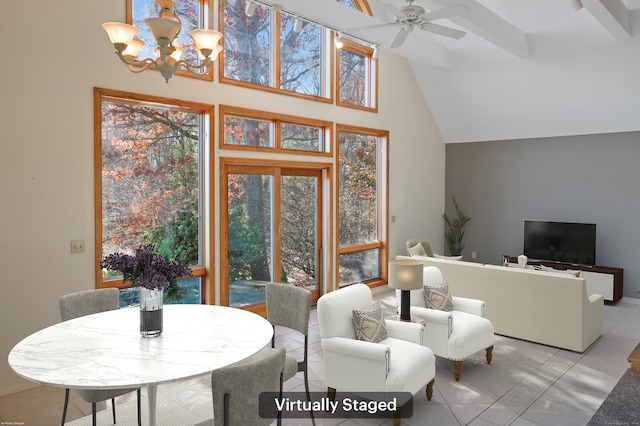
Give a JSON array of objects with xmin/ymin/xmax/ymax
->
[{"xmin": 396, "ymin": 255, "xmax": 604, "ymax": 352}]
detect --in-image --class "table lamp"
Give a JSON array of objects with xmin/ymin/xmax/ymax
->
[{"xmin": 389, "ymin": 259, "xmax": 424, "ymax": 321}]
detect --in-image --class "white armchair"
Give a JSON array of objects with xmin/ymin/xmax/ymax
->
[
  {"xmin": 317, "ymin": 284, "xmax": 436, "ymax": 425},
  {"xmin": 397, "ymin": 266, "xmax": 495, "ymax": 381}
]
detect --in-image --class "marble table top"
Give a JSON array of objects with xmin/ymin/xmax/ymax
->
[{"xmin": 8, "ymin": 304, "xmax": 274, "ymax": 390}]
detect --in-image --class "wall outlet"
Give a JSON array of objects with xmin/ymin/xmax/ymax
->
[
  {"xmin": 472, "ymin": 251, "xmax": 477, "ymax": 259},
  {"xmin": 71, "ymin": 240, "xmax": 85, "ymax": 254}
]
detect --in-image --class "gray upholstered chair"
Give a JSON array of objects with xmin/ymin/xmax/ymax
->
[
  {"xmin": 196, "ymin": 347, "xmax": 286, "ymax": 426},
  {"xmin": 266, "ymin": 283, "xmax": 314, "ymax": 425},
  {"xmin": 58, "ymin": 288, "xmax": 142, "ymax": 426},
  {"xmin": 406, "ymin": 239, "xmax": 435, "ymax": 257}
]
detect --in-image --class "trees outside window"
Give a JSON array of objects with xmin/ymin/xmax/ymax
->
[
  {"xmin": 337, "ymin": 125, "xmax": 388, "ymax": 287},
  {"xmin": 95, "ymin": 88, "xmax": 211, "ymax": 304}
]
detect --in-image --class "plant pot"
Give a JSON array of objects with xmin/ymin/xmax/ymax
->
[{"xmin": 140, "ymin": 287, "xmax": 163, "ymax": 337}]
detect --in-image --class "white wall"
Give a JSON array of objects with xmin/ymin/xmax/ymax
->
[{"xmin": 0, "ymin": 1, "xmax": 445, "ymax": 394}]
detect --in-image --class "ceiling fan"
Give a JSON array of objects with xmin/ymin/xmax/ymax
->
[{"xmin": 349, "ymin": 0, "xmax": 467, "ymax": 48}]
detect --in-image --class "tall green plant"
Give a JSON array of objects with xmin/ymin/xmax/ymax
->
[{"xmin": 442, "ymin": 197, "xmax": 470, "ymax": 256}]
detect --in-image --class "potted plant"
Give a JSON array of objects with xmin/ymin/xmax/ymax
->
[
  {"xmin": 101, "ymin": 244, "xmax": 192, "ymax": 337},
  {"xmin": 442, "ymin": 197, "xmax": 470, "ymax": 257}
]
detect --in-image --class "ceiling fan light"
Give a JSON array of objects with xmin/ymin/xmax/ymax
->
[
  {"xmin": 294, "ymin": 17, "xmax": 304, "ymax": 33},
  {"xmin": 335, "ymin": 33, "xmax": 344, "ymax": 49},
  {"xmin": 372, "ymin": 44, "xmax": 379, "ymax": 59}
]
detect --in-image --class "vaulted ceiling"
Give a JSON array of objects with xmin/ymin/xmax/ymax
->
[{"xmin": 262, "ymin": 0, "xmax": 640, "ymax": 143}]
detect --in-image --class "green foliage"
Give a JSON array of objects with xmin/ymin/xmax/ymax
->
[
  {"xmin": 145, "ymin": 210, "xmax": 199, "ymax": 266},
  {"xmin": 227, "ymin": 207, "xmax": 267, "ymax": 282},
  {"xmin": 442, "ymin": 197, "xmax": 470, "ymax": 256}
]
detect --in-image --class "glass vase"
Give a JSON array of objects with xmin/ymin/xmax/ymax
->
[{"xmin": 140, "ymin": 287, "xmax": 163, "ymax": 338}]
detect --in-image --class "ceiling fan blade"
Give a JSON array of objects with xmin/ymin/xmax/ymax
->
[
  {"xmin": 421, "ymin": 4, "xmax": 468, "ymax": 21},
  {"xmin": 419, "ymin": 22, "xmax": 466, "ymax": 39},
  {"xmin": 389, "ymin": 27, "xmax": 411, "ymax": 48},
  {"xmin": 347, "ymin": 22, "xmax": 396, "ymax": 32}
]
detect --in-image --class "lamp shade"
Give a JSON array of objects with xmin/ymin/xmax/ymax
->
[
  {"xmin": 145, "ymin": 17, "xmax": 181, "ymax": 42},
  {"xmin": 189, "ymin": 29, "xmax": 223, "ymax": 52},
  {"xmin": 102, "ymin": 22, "xmax": 139, "ymax": 45},
  {"xmin": 388, "ymin": 260, "xmax": 423, "ymax": 291}
]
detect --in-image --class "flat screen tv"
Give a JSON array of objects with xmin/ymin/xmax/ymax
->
[{"xmin": 523, "ymin": 220, "xmax": 596, "ymax": 266}]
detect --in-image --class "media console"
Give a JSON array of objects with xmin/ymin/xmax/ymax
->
[{"xmin": 505, "ymin": 256, "xmax": 623, "ymax": 304}]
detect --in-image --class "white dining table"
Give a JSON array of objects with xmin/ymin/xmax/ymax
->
[{"xmin": 8, "ymin": 304, "xmax": 273, "ymax": 426}]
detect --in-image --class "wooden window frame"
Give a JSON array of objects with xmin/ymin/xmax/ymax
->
[
  {"xmin": 335, "ymin": 124, "xmax": 388, "ymax": 290},
  {"xmin": 219, "ymin": 1, "xmax": 334, "ymax": 103},
  {"xmin": 336, "ymin": 37, "xmax": 378, "ymax": 112},
  {"xmin": 94, "ymin": 87, "xmax": 215, "ymax": 304},
  {"xmin": 219, "ymin": 105, "xmax": 333, "ymax": 156}
]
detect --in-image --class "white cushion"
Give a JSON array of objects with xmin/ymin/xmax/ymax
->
[{"xmin": 434, "ymin": 253, "xmax": 464, "ymax": 261}]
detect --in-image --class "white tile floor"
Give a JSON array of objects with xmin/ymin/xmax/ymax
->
[{"xmin": 2, "ymin": 289, "xmax": 639, "ymax": 425}]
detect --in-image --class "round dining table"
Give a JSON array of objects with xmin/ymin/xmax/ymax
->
[{"xmin": 8, "ymin": 304, "xmax": 273, "ymax": 426}]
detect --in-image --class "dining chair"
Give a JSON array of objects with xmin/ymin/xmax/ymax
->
[
  {"xmin": 196, "ymin": 347, "xmax": 286, "ymax": 426},
  {"xmin": 58, "ymin": 288, "xmax": 142, "ymax": 426}
]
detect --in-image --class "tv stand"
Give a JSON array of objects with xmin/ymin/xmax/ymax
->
[{"xmin": 505, "ymin": 256, "xmax": 623, "ymax": 304}]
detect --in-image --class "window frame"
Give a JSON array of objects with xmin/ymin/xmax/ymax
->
[
  {"xmin": 219, "ymin": 0, "xmax": 335, "ymax": 103},
  {"xmin": 336, "ymin": 123, "xmax": 388, "ymax": 290},
  {"xmin": 336, "ymin": 37, "xmax": 378, "ymax": 112},
  {"xmin": 94, "ymin": 87, "xmax": 214, "ymax": 303},
  {"xmin": 219, "ymin": 105, "xmax": 333, "ymax": 156}
]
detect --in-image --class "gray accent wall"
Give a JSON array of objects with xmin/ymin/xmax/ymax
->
[{"xmin": 445, "ymin": 131, "xmax": 640, "ymax": 300}]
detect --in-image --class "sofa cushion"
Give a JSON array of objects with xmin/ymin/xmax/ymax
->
[
  {"xmin": 424, "ymin": 281, "xmax": 454, "ymax": 311},
  {"xmin": 408, "ymin": 243, "xmax": 427, "ymax": 257},
  {"xmin": 352, "ymin": 301, "xmax": 388, "ymax": 343}
]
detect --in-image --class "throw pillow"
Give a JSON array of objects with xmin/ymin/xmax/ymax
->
[
  {"xmin": 434, "ymin": 253, "xmax": 463, "ymax": 261},
  {"xmin": 408, "ymin": 243, "xmax": 427, "ymax": 257},
  {"xmin": 352, "ymin": 301, "xmax": 388, "ymax": 343},
  {"xmin": 424, "ymin": 281, "xmax": 454, "ymax": 311}
]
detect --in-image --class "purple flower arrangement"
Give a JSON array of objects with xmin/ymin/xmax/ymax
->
[{"xmin": 101, "ymin": 244, "xmax": 192, "ymax": 302}]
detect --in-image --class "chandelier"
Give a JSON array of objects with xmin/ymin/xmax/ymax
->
[{"xmin": 102, "ymin": 0, "xmax": 223, "ymax": 83}]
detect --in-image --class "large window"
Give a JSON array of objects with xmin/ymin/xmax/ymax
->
[
  {"xmin": 337, "ymin": 125, "xmax": 388, "ymax": 287},
  {"xmin": 95, "ymin": 88, "xmax": 212, "ymax": 303},
  {"xmin": 129, "ymin": 0, "xmax": 214, "ymax": 81},
  {"xmin": 222, "ymin": 0, "xmax": 377, "ymax": 106},
  {"xmin": 220, "ymin": 105, "xmax": 332, "ymax": 154}
]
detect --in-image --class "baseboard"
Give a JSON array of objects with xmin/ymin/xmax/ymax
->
[{"xmin": 620, "ymin": 297, "xmax": 640, "ymax": 305}]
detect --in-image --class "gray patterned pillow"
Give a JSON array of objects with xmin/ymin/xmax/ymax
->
[
  {"xmin": 408, "ymin": 243, "xmax": 427, "ymax": 257},
  {"xmin": 352, "ymin": 301, "xmax": 388, "ymax": 343},
  {"xmin": 424, "ymin": 281, "xmax": 454, "ymax": 311}
]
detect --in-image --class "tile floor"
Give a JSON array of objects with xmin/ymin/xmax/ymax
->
[{"xmin": 1, "ymin": 289, "xmax": 639, "ymax": 426}]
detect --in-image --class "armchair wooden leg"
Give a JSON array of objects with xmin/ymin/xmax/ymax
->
[
  {"xmin": 426, "ymin": 378, "xmax": 435, "ymax": 401},
  {"xmin": 393, "ymin": 405, "xmax": 403, "ymax": 426},
  {"xmin": 486, "ymin": 345, "xmax": 494, "ymax": 364},
  {"xmin": 453, "ymin": 360, "xmax": 462, "ymax": 381},
  {"xmin": 327, "ymin": 387, "xmax": 336, "ymax": 401}
]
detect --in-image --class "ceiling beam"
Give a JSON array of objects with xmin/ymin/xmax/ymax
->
[
  {"xmin": 581, "ymin": 0, "xmax": 632, "ymax": 40},
  {"xmin": 421, "ymin": 0, "xmax": 530, "ymax": 58}
]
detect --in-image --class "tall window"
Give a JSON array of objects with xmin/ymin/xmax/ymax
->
[
  {"xmin": 129, "ymin": 0, "xmax": 214, "ymax": 81},
  {"xmin": 337, "ymin": 125, "xmax": 388, "ymax": 287},
  {"xmin": 95, "ymin": 88, "xmax": 212, "ymax": 304},
  {"xmin": 337, "ymin": 38, "xmax": 377, "ymax": 111},
  {"xmin": 221, "ymin": 0, "xmax": 331, "ymax": 101}
]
